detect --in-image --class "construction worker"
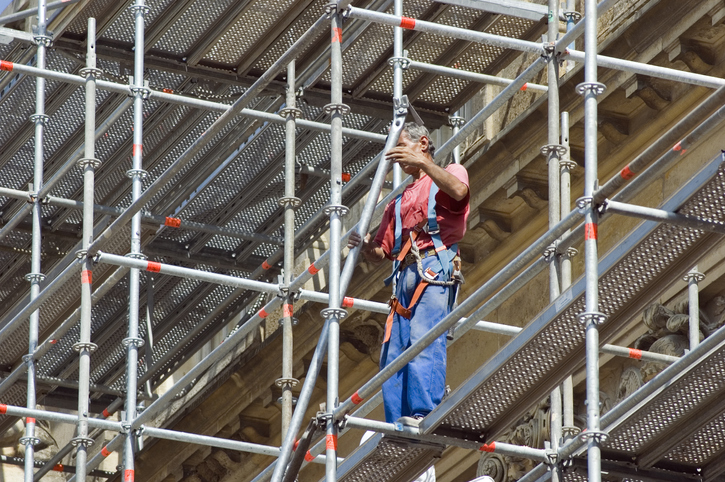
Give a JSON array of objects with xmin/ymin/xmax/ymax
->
[{"xmin": 349, "ymin": 122, "xmax": 469, "ymax": 426}]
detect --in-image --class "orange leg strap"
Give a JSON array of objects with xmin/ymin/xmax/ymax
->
[{"xmin": 382, "ymin": 282, "xmax": 429, "ymax": 344}]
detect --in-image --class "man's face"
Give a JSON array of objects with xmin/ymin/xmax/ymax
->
[{"xmin": 396, "ymin": 133, "xmax": 426, "ymax": 175}]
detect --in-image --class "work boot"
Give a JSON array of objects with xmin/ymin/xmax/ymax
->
[{"xmin": 397, "ymin": 415, "xmax": 425, "ymax": 428}]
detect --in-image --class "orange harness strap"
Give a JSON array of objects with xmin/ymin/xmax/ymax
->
[{"xmin": 383, "ymin": 281, "xmax": 430, "ymax": 344}]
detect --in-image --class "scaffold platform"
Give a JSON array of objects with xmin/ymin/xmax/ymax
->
[{"xmin": 334, "ymin": 153, "xmax": 725, "ymax": 482}]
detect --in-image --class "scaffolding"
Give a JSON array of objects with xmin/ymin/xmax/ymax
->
[{"xmin": 0, "ymin": 0, "xmax": 725, "ymax": 481}]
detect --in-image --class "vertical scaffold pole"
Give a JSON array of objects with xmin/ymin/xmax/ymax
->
[
  {"xmin": 22, "ymin": 1, "xmax": 49, "ymax": 479},
  {"xmin": 559, "ymin": 111, "xmax": 578, "ymax": 442},
  {"xmin": 279, "ymin": 60, "xmax": 302, "ymax": 437},
  {"xmin": 74, "ymin": 17, "xmax": 101, "ymax": 482},
  {"xmin": 124, "ymin": 1, "xmax": 149, "ymax": 481},
  {"xmin": 578, "ymin": 0, "xmax": 607, "ymax": 480},
  {"xmin": 685, "ymin": 267, "xmax": 704, "ymax": 350},
  {"xmin": 392, "ymin": 0, "xmax": 404, "ymax": 184},
  {"xmin": 324, "ymin": 6, "xmax": 347, "ymax": 481},
  {"xmin": 449, "ymin": 113, "xmax": 465, "ymax": 164},
  {"xmin": 544, "ymin": 1, "xmax": 562, "ymax": 479}
]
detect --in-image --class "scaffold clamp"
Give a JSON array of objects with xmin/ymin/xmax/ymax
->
[
  {"xmin": 278, "ymin": 196, "xmax": 302, "ymax": 208},
  {"xmin": 279, "ymin": 107, "xmax": 303, "ymax": 119},
  {"xmin": 448, "ymin": 115, "xmax": 466, "ymax": 128},
  {"xmin": 31, "ymin": 25, "xmax": 53, "ymax": 47},
  {"xmin": 73, "ymin": 341, "xmax": 98, "ymax": 353},
  {"xmin": 19, "ymin": 436, "xmax": 41, "ymax": 447},
  {"xmin": 70, "ymin": 436, "xmax": 95, "ymax": 447},
  {"xmin": 125, "ymin": 252, "xmax": 148, "ymax": 260},
  {"xmin": 387, "ymin": 57, "xmax": 410, "ymax": 70},
  {"xmin": 122, "ymin": 337, "xmax": 145, "ymax": 348},
  {"xmin": 575, "ymin": 196, "xmax": 592, "ymax": 209},
  {"xmin": 540, "ymin": 144, "xmax": 568, "ymax": 157},
  {"xmin": 577, "ymin": 430, "xmax": 609, "ymax": 444},
  {"xmin": 24, "ymin": 272, "xmax": 46, "ymax": 283},
  {"xmin": 559, "ymin": 159, "xmax": 577, "ymax": 171},
  {"xmin": 126, "ymin": 168, "xmax": 148, "ymax": 179},
  {"xmin": 79, "ymin": 67, "xmax": 104, "ymax": 79},
  {"xmin": 323, "ymin": 103, "xmax": 350, "ymax": 116},
  {"xmin": 576, "ymin": 82, "xmax": 607, "ymax": 96},
  {"xmin": 683, "ymin": 270, "xmax": 705, "ymax": 283},
  {"xmin": 320, "ymin": 307, "xmax": 348, "ymax": 320},
  {"xmin": 577, "ymin": 311, "xmax": 608, "ymax": 326},
  {"xmin": 543, "ymin": 242, "xmax": 558, "ymax": 262},
  {"xmin": 29, "ymin": 113, "xmax": 50, "ymax": 126},
  {"xmin": 128, "ymin": 4, "xmax": 151, "ymax": 15},
  {"xmin": 77, "ymin": 157, "xmax": 102, "ymax": 170},
  {"xmin": 545, "ymin": 449, "xmax": 558, "ymax": 465},
  {"xmin": 275, "ymin": 377, "xmax": 300, "ymax": 388},
  {"xmin": 563, "ymin": 10, "xmax": 583, "ymax": 21},
  {"xmin": 323, "ymin": 204, "xmax": 349, "ymax": 217}
]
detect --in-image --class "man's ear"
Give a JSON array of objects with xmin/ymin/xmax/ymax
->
[{"xmin": 419, "ymin": 135, "xmax": 430, "ymax": 153}]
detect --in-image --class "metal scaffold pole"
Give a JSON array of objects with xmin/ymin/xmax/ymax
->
[
  {"xmin": 392, "ymin": 0, "xmax": 403, "ymax": 185},
  {"xmin": 544, "ymin": 1, "xmax": 562, "ymax": 479},
  {"xmin": 22, "ymin": 1, "xmax": 50, "ymax": 480},
  {"xmin": 124, "ymin": 1, "xmax": 149, "ymax": 480},
  {"xmin": 559, "ymin": 111, "xmax": 578, "ymax": 443},
  {"xmin": 74, "ymin": 17, "xmax": 101, "ymax": 482},
  {"xmin": 279, "ymin": 59, "xmax": 301, "ymax": 438},
  {"xmin": 685, "ymin": 267, "xmax": 704, "ymax": 350},
  {"xmin": 579, "ymin": 0, "xmax": 606, "ymax": 479},
  {"xmin": 324, "ymin": 6, "xmax": 346, "ymax": 481}
]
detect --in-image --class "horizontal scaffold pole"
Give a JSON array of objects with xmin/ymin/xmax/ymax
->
[{"xmin": 0, "ymin": 59, "xmax": 385, "ymax": 140}]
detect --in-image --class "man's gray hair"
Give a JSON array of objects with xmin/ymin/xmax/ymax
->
[{"xmin": 402, "ymin": 122, "xmax": 436, "ymax": 157}]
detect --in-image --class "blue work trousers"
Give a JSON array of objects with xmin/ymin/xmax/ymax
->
[{"xmin": 380, "ymin": 255, "xmax": 454, "ymax": 423}]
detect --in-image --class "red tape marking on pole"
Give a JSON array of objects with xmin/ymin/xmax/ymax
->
[
  {"xmin": 0, "ymin": 60, "xmax": 13, "ymax": 71},
  {"xmin": 283, "ymin": 304, "xmax": 293, "ymax": 317},
  {"xmin": 102, "ymin": 408, "xmax": 111, "ymax": 418},
  {"xmin": 341, "ymin": 173, "xmax": 351, "ymax": 182},
  {"xmin": 332, "ymin": 27, "xmax": 342, "ymax": 43},
  {"xmin": 164, "ymin": 217, "xmax": 181, "ymax": 228},
  {"xmin": 259, "ymin": 308, "xmax": 269, "ymax": 318},
  {"xmin": 0, "ymin": 404, "xmax": 6, "ymax": 414},
  {"xmin": 620, "ymin": 165, "xmax": 635, "ymax": 180},
  {"xmin": 326, "ymin": 434, "xmax": 338, "ymax": 450},
  {"xmin": 81, "ymin": 270, "xmax": 92, "ymax": 284},
  {"xmin": 53, "ymin": 464, "xmax": 64, "ymax": 472},
  {"xmin": 308, "ymin": 264, "xmax": 320, "ymax": 275},
  {"xmin": 351, "ymin": 391, "xmax": 363, "ymax": 405},
  {"xmin": 480, "ymin": 442, "xmax": 496, "ymax": 452},
  {"xmin": 101, "ymin": 446, "xmax": 111, "ymax": 457},
  {"xmin": 304, "ymin": 451, "xmax": 315, "ymax": 462},
  {"xmin": 400, "ymin": 16, "xmax": 416, "ymax": 29},
  {"xmin": 520, "ymin": 83, "xmax": 528, "ymax": 91},
  {"xmin": 584, "ymin": 223, "xmax": 598, "ymax": 240},
  {"xmin": 673, "ymin": 141, "xmax": 687, "ymax": 155},
  {"xmin": 124, "ymin": 469, "xmax": 134, "ymax": 482},
  {"xmin": 342, "ymin": 297, "xmax": 354, "ymax": 308},
  {"xmin": 147, "ymin": 261, "xmax": 162, "ymax": 273},
  {"xmin": 132, "ymin": 144, "xmax": 142, "ymax": 157},
  {"xmin": 26, "ymin": 417, "xmax": 35, "ymax": 424},
  {"xmin": 629, "ymin": 348, "xmax": 643, "ymax": 360},
  {"xmin": 293, "ymin": 439, "xmax": 299, "ymax": 451},
  {"xmin": 262, "ymin": 260, "xmax": 272, "ymax": 270}
]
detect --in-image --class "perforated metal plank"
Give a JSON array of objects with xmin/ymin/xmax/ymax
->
[
  {"xmin": 334, "ymin": 432, "xmax": 444, "ymax": 482},
  {"xmin": 416, "ymin": 153, "xmax": 725, "ymax": 444},
  {"xmin": 601, "ymin": 325, "xmax": 725, "ymax": 470}
]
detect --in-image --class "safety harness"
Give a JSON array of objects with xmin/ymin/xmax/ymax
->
[{"xmin": 382, "ymin": 183, "xmax": 462, "ymax": 343}]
